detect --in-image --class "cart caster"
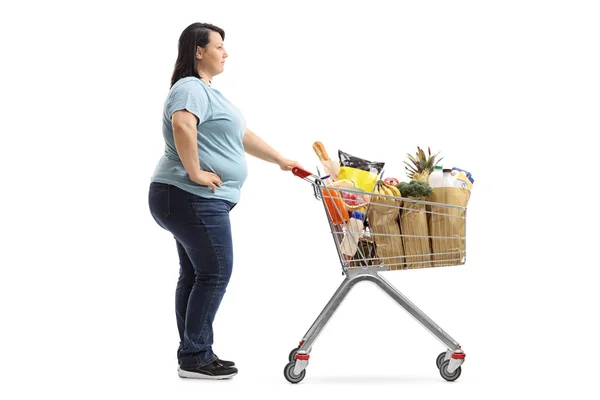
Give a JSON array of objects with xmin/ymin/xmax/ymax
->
[
  {"xmin": 284, "ymin": 362, "xmax": 306, "ymax": 384},
  {"xmin": 436, "ymin": 352, "xmax": 447, "ymax": 369},
  {"xmin": 288, "ymin": 347, "xmax": 299, "ymax": 362},
  {"xmin": 439, "ymin": 360, "xmax": 462, "ymax": 382}
]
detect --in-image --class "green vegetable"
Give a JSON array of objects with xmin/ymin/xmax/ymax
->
[{"xmin": 397, "ymin": 180, "xmax": 433, "ymax": 198}]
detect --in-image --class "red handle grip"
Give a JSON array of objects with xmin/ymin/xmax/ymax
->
[{"xmin": 292, "ymin": 166, "xmax": 313, "ymax": 179}]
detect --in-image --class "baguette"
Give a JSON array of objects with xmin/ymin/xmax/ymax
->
[{"xmin": 312, "ymin": 141, "xmax": 330, "ymax": 162}]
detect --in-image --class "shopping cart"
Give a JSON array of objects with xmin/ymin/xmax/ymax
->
[{"xmin": 284, "ymin": 167, "xmax": 469, "ymax": 384}]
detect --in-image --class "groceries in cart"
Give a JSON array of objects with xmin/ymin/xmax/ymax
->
[
  {"xmin": 405, "ymin": 146, "xmax": 475, "ymax": 190},
  {"xmin": 339, "ymin": 211, "xmax": 365, "ymax": 256},
  {"xmin": 308, "ymin": 143, "xmax": 475, "ymax": 270}
]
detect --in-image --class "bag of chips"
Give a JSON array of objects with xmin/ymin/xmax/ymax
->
[{"xmin": 337, "ymin": 150, "xmax": 385, "ymax": 193}]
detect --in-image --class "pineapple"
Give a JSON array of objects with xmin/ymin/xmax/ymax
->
[{"xmin": 404, "ymin": 146, "xmax": 443, "ymax": 182}]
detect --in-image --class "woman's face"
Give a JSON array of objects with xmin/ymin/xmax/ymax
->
[{"xmin": 196, "ymin": 31, "xmax": 228, "ymax": 77}]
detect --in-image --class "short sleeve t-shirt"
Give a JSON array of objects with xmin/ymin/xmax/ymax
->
[{"xmin": 150, "ymin": 77, "xmax": 248, "ymax": 203}]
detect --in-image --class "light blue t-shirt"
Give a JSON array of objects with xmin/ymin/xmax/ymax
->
[{"xmin": 151, "ymin": 77, "xmax": 248, "ymax": 203}]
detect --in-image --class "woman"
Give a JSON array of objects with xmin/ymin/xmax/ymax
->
[{"xmin": 148, "ymin": 22, "xmax": 300, "ymax": 380}]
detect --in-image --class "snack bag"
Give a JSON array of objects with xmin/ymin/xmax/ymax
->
[
  {"xmin": 338, "ymin": 167, "xmax": 378, "ymax": 193},
  {"xmin": 337, "ymin": 150, "xmax": 385, "ymax": 193}
]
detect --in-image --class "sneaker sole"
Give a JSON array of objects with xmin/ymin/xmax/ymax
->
[{"xmin": 177, "ymin": 367, "xmax": 237, "ymax": 380}]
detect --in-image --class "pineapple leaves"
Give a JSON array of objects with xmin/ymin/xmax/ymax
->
[{"xmin": 405, "ymin": 146, "xmax": 444, "ymax": 178}]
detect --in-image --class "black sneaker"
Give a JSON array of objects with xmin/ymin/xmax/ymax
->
[
  {"xmin": 178, "ymin": 360, "xmax": 238, "ymax": 380},
  {"xmin": 215, "ymin": 354, "xmax": 235, "ymax": 367}
]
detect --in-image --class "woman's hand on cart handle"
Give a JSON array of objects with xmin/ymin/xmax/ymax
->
[{"xmin": 278, "ymin": 157, "xmax": 303, "ymax": 172}]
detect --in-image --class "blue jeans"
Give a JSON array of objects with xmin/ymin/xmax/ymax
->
[{"xmin": 148, "ymin": 182, "xmax": 236, "ymax": 368}]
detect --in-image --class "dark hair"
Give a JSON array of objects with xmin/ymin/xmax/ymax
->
[{"xmin": 170, "ymin": 23, "xmax": 225, "ymax": 87}]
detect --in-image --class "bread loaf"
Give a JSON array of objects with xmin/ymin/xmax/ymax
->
[{"xmin": 312, "ymin": 141, "xmax": 330, "ymax": 162}]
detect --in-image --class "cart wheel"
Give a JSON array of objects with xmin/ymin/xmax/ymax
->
[
  {"xmin": 439, "ymin": 360, "xmax": 462, "ymax": 382},
  {"xmin": 436, "ymin": 352, "xmax": 447, "ymax": 369},
  {"xmin": 284, "ymin": 362, "xmax": 306, "ymax": 384},
  {"xmin": 288, "ymin": 347, "xmax": 300, "ymax": 362}
]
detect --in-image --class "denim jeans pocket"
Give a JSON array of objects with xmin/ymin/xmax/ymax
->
[{"xmin": 149, "ymin": 182, "xmax": 171, "ymax": 220}]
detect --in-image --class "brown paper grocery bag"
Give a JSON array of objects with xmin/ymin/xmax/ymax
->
[
  {"xmin": 368, "ymin": 197, "xmax": 405, "ymax": 270},
  {"xmin": 428, "ymin": 187, "xmax": 471, "ymax": 266},
  {"xmin": 400, "ymin": 197, "xmax": 432, "ymax": 269}
]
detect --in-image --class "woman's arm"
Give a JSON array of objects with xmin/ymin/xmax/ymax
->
[
  {"xmin": 243, "ymin": 128, "xmax": 300, "ymax": 171},
  {"xmin": 172, "ymin": 110, "xmax": 222, "ymax": 191}
]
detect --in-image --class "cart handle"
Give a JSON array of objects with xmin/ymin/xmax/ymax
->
[
  {"xmin": 292, "ymin": 166, "xmax": 314, "ymax": 179},
  {"xmin": 292, "ymin": 167, "xmax": 325, "ymax": 196}
]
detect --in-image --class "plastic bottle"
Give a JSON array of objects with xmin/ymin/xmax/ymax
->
[
  {"xmin": 428, "ymin": 165, "xmax": 444, "ymax": 188},
  {"xmin": 451, "ymin": 167, "xmax": 475, "ymax": 186},
  {"xmin": 453, "ymin": 171, "xmax": 473, "ymax": 190},
  {"xmin": 340, "ymin": 211, "xmax": 365, "ymax": 256},
  {"xmin": 442, "ymin": 169, "xmax": 455, "ymax": 187}
]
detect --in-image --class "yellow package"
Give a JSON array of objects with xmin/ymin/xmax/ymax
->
[{"xmin": 338, "ymin": 166, "xmax": 378, "ymax": 193}]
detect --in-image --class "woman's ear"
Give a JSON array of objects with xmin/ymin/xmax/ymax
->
[{"xmin": 196, "ymin": 46, "xmax": 203, "ymax": 60}]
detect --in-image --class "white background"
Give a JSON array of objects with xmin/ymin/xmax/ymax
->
[{"xmin": 1, "ymin": 0, "xmax": 598, "ymax": 398}]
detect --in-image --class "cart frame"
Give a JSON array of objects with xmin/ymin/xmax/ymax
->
[{"xmin": 284, "ymin": 167, "xmax": 468, "ymax": 384}]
